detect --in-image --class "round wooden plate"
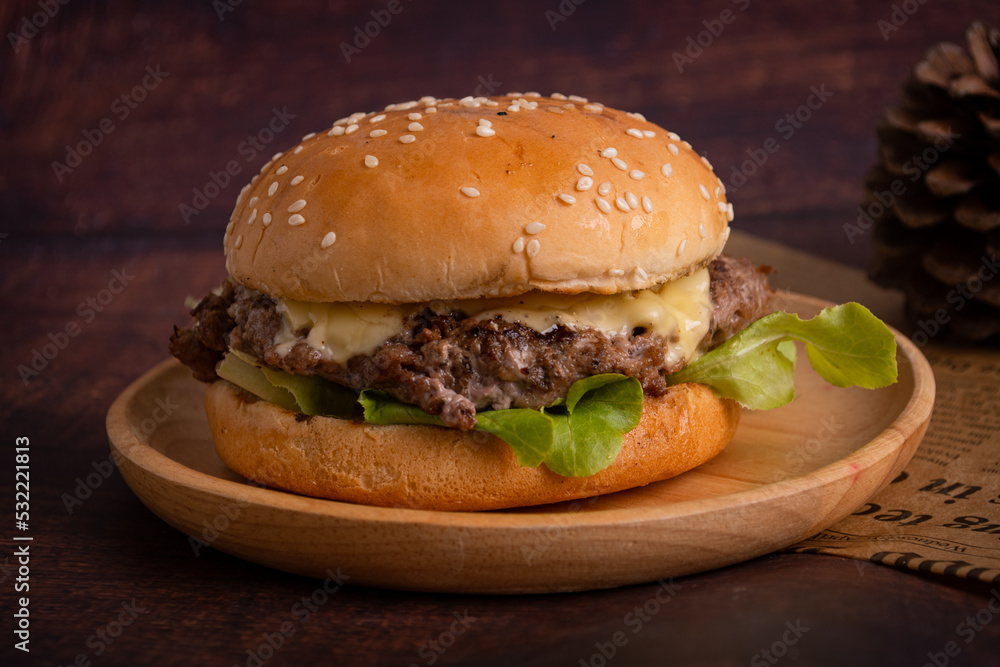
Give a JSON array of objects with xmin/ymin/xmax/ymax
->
[{"xmin": 107, "ymin": 294, "xmax": 934, "ymax": 593}]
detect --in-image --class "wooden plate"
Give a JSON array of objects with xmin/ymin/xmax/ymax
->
[{"xmin": 107, "ymin": 294, "xmax": 934, "ymax": 593}]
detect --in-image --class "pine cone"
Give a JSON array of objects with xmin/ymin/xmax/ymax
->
[{"xmin": 865, "ymin": 22, "xmax": 1000, "ymax": 343}]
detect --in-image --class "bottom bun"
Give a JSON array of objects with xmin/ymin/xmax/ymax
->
[{"xmin": 205, "ymin": 380, "xmax": 740, "ymax": 511}]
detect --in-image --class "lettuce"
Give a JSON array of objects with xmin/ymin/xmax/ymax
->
[
  {"xmin": 358, "ymin": 375, "xmax": 642, "ymax": 477},
  {"xmin": 214, "ymin": 303, "xmax": 897, "ymax": 477},
  {"xmin": 667, "ymin": 302, "xmax": 898, "ymax": 409}
]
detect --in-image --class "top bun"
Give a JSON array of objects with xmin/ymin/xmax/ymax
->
[{"xmin": 223, "ymin": 93, "xmax": 733, "ymax": 303}]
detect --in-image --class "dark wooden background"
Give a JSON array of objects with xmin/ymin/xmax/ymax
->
[{"xmin": 3, "ymin": 1, "xmax": 1000, "ymax": 665}]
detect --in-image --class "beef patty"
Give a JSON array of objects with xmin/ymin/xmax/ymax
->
[{"xmin": 170, "ymin": 255, "xmax": 771, "ymax": 429}]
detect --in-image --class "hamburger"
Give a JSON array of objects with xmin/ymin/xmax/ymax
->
[{"xmin": 170, "ymin": 92, "xmax": 896, "ymax": 511}]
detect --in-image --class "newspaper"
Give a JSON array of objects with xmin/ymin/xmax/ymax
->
[{"xmin": 727, "ymin": 232, "xmax": 1000, "ymax": 584}]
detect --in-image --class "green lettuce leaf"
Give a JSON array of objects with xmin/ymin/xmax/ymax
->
[
  {"xmin": 358, "ymin": 389, "xmax": 448, "ymax": 427},
  {"xmin": 667, "ymin": 302, "xmax": 897, "ymax": 410},
  {"xmin": 543, "ymin": 374, "xmax": 644, "ymax": 477},
  {"xmin": 219, "ymin": 349, "xmax": 357, "ymax": 418},
  {"xmin": 357, "ymin": 378, "xmax": 640, "ymax": 476},
  {"xmin": 217, "ymin": 350, "xmax": 299, "ymax": 412}
]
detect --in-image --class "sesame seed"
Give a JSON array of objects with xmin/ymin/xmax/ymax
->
[
  {"xmin": 348, "ymin": 112, "xmax": 365, "ymax": 123},
  {"xmin": 627, "ymin": 111, "xmax": 647, "ymax": 121},
  {"xmin": 408, "ymin": 113, "xmax": 423, "ymax": 121},
  {"xmin": 642, "ymin": 196, "xmax": 652, "ymax": 213},
  {"xmin": 626, "ymin": 128, "xmax": 644, "ymax": 139},
  {"xmin": 522, "ymin": 222, "xmax": 545, "ymax": 235},
  {"xmin": 583, "ymin": 104, "xmax": 603, "ymax": 112},
  {"xmin": 636, "ymin": 267, "xmax": 648, "ymax": 280},
  {"xmin": 547, "ymin": 106, "xmax": 564, "ymax": 114},
  {"xmin": 426, "ymin": 107, "xmax": 437, "ymax": 114},
  {"xmin": 247, "ymin": 208, "xmax": 257, "ymax": 225},
  {"xmin": 615, "ymin": 197, "xmax": 630, "ymax": 212},
  {"xmin": 701, "ymin": 156, "xmax": 714, "ymax": 170},
  {"xmin": 302, "ymin": 132, "xmax": 316, "ymax": 141},
  {"xmin": 716, "ymin": 186, "xmax": 722, "ymax": 198},
  {"xmin": 346, "ymin": 124, "xmax": 360, "ymax": 135},
  {"xmin": 678, "ymin": 239, "xmax": 687, "ymax": 255},
  {"xmin": 370, "ymin": 129, "xmax": 388, "ymax": 137},
  {"xmin": 459, "ymin": 96, "xmax": 478, "ymax": 107},
  {"xmin": 630, "ymin": 170, "xmax": 644, "ymax": 180},
  {"xmin": 717, "ymin": 201, "xmax": 727, "ymax": 213},
  {"xmin": 291, "ymin": 176, "xmax": 304, "ymax": 186},
  {"xmin": 513, "ymin": 237, "xmax": 525, "ymax": 253},
  {"xmin": 484, "ymin": 99, "xmax": 499, "ymax": 107},
  {"xmin": 609, "ymin": 268, "xmax": 625, "ymax": 277},
  {"xmin": 661, "ymin": 164, "xmax": 673, "ymax": 177},
  {"xmin": 475, "ymin": 126, "xmax": 496, "ymax": 137},
  {"xmin": 612, "ymin": 157, "xmax": 627, "ymax": 170},
  {"xmin": 272, "ymin": 152, "xmax": 282, "ymax": 161},
  {"xmin": 321, "ymin": 232, "xmax": 337, "ymax": 248},
  {"xmin": 667, "ymin": 132, "xmax": 681, "ymax": 141},
  {"xmin": 276, "ymin": 165, "xmax": 288, "ymax": 175},
  {"xmin": 526, "ymin": 239, "xmax": 541, "ymax": 257},
  {"xmin": 699, "ymin": 184, "xmax": 711, "ymax": 200},
  {"xmin": 478, "ymin": 118, "xmax": 493, "ymax": 127},
  {"xmin": 369, "ymin": 114, "xmax": 386, "ymax": 124},
  {"xmin": 262, "ymin": 213, "xmax": 272, "ymax": 226},
  {"xmin": 551, "ymin": 92, "xmax": 567, "ymax": 100},
  {"xmin": 399, "ymin": 134, "xmax": 416, "ymax": 143},
  {"xmin": 507, "ymin": 105, "xmax": 520, "ymax": 112},
  {"xmin": 328, "ymin": 126, "xmax": 345, "ymax": 136},
  {"xmin": 563, "ymin": 103, "xmax": 576, "ymax": 110},
  {"xmin": 642, "ymin": 130, "xmax": 655, "ymax": 138},
  {"xmin": 668, "ymin": 143, "xmax": 679, "ymax": 156},
  {"xmin": 234, "ymin": 234, "xmax": 243, "ymax": 248},
  {"xmin": 461, "ymin": 187, "xmax": 480, "ymax": 198},
  {"xmin": 625, "ymin": 191, "xmax": 638, "ymax": 209},
  {"xmin": 249, "ymin": 196, "xmax": 259, "ymax": 207},
  {"xmin": 365, "ymin": 155, "xmax": 378, "ymax": 168},
  {"xmin": 288, "ymin": 214, "xmax": 306, "ymax": 226},
  {"xmin": 724, "ymin": 227, "xmax": 731, "ymax": 243},
  {"xmin": 525, "ymin": 92, "xmax": 541, "ymax": 97},
  {"xmin": 601, "ymin": 147, "xmax": 618, "ymax": 158},
  {"xmin": 558, "ymin": 193, "xmax": 576, "ymax": 204},
  {"xmin": 409, "ymin": 122, "xmax": 424, "ymax": 132},
  {"xmin": 568, "ymin": 94, "xmax": 588, "ymax": 103},
  {"xmin": 699, "ymin": 224, "xmax": 708, "ymax": 238},
  {"xmin": 576, "ymin": 176, "xmax": 593, "ymax": 191},
  {"xmin": 598, "ymin": 182, "xmax": 612, "ymax": 196},
  {"xmin": 334, "ymin": 117, "xmax": 349, "ymax": 126},
  {"xmin": 682, "ymin": 141, "xmax": 692, "ymax": 149},
  {"xmin": 596, "ymin": 198, "xmax": 612, "ymax": 214},
  {"xmin": 268, "ymin": 182, "xmax": 278, "ymax": 196},
  {"xmin": 293, "ymin": 146, "xmax": 303, "ymax": 155},
  {"xmin": 577, "ymin": 163, "xmax": 593, "ymax": 176},
  {"xmin": 727, "ymin": 203, "xmax": 734, "ymax": 222}
]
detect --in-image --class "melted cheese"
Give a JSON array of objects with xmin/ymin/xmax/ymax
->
[{"xmin": 272, "ymin": 268, "xmax": 712, "ymax": 366}]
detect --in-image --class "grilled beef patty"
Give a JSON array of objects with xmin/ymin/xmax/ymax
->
[{"xmin": 170, "ymin": 255, "xmax": 771, "ymax": 429}]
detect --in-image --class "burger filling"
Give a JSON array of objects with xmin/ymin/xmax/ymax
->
[{"xmin": 170, "ymin": 255, "xmax": 771, "ymax": 430}]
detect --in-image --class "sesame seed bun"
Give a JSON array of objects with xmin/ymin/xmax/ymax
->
[
  {"xmin": 205, "ymin": 379, "xmax": 740, "ymax": 511},
  {"xmin": 223, "ymin": 94, "xmax": 732, "ymax": 303}
]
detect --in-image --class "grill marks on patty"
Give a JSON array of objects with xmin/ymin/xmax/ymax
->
[{"xmin": 169, "ymin": 255, "xmax": 772, "ymax": 430}]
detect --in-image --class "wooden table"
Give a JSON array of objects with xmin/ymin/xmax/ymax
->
[{"xmin": 3, "ymin": 1, "xmax": 999, "ymax": 664}]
